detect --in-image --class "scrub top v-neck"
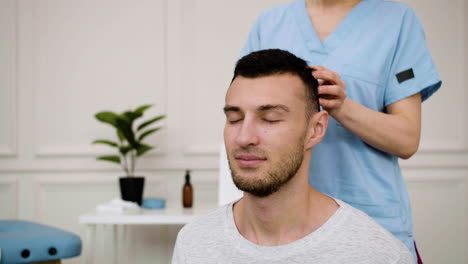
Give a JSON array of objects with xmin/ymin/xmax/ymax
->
[
  {"xmin": 240, "ymin": 0, "xmax": 442, "ymax": 260},
  {"xmin": 292, "ymin": 0, "xmax": 379, "ymax": 63}
]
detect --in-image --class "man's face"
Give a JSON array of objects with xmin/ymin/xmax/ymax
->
[{"xmin": 224, "ymin": 73, "xmax": 310, "ymax": 197}]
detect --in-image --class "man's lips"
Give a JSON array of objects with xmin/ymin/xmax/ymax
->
[{"xmin": 235, "ymin": 154, "xmax": 266, "ymax": 167}]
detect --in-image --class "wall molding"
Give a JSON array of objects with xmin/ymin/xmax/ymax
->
[
  {"xmin": 0, "ymin": 0, "xmax": 18, "ymax": 158},
  {"xmin": 400, "ymin": 151, "xmax": 468, "ymax": 169},
  {"xmin": 0, "ymin": 176, "xmax": 19, "ymax": 218},
  {"xmin": 404, "ymin": 172, "xmax": 468, "ymax": 182},
  {"xmin": 0, "ymin": 158, "xmax": 221, "ymax": 172},
  {"xmin": 32, "ymin": 175, "xmax": 165, "ymax": 221},
  {"xmin": 418, "ymin": 142, "xmax": 468, "ymax": 153},
  {"xmin": 0, "ymin": 145, "xmax": 16, "ymax": 157},
  {"xmin": 33, "ymin": 175, "xmax": 122, "ymax": 221},
  {"xmin": 1, "ymin": 150, "xmax": 468, "ymax": 172},
  {"xmin": 179, "ymin": 141, "xmax": 468, "ymax": 157},
  {"xmin": 35, "ymin": 145, "xmax": 166, "ymax": 158}
]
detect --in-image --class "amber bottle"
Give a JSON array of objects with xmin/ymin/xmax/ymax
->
[{"xmin": 183, "ymin": 170, "xmax": 193, "ymax": 208}]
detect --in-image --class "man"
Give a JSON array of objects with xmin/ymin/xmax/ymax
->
[{"xmin": 172, "ymin": 49, "xmax": 413, "ymax": 263}]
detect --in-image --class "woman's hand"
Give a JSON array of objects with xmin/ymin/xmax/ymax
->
[{"xmin": 311, "ymin": 66, "xmax": 347, "ymax": 116}]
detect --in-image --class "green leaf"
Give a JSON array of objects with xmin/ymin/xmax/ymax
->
[
  {"xmin": 92, "ymin": 140, "xmax": 119, "ymax": 148},
  {"xmin": 136, "ymin": 144, "xmax": 154, "ymax": 157},
  {"xmin": 121, "ymin": 111, "xmax": 138, "ymax": 122},
  {"xmin": 97, "ymin": 155, "xmax": 121, "ymax": 164},
  {"xmin": 119, "ymin": 145, "xmax": 133, "ymax": 155},
  {"xmin": 117, "ymin": 130, "xmax": 125, "ymax": 142},
  {"xmin": 138, "ymin": 127, "xmax": 161, "ymax": 142},
  {"xmin": 116, "ymin": 117, "xmax": 137, "ymax": 147},
  {"xmin": 137, "ymin": 115, "xmax": 165, "ymax": 131},
  {"xmin": 95, "ymin": 111, "xmax": 119, "ymax": 127},
  {"xmin": 134, "ymin": 104, "xmax": 153, "ymax": 117}
]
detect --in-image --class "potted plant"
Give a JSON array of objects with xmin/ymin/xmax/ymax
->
[{"xmin": 92, "ymin": 104, "xmax": 165, "ymax": 206}]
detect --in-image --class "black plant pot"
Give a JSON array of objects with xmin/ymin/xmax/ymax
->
[{"xmin": 119, "ymin": 176, "xmax": 145, "ymax": 206}]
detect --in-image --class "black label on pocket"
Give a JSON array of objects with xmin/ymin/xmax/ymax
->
[{"xmin": 396, "ymin": 68, "xmax": 414, "ymax": 84}]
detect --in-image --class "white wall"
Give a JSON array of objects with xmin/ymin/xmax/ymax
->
[{"xmin": 0, "ymin": 0, "xmax": 466, "ymax": 263}]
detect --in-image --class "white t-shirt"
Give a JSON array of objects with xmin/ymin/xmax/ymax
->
[{"xmin": 172, "ymin": 198, "xmax": 414, "ymax": 264}]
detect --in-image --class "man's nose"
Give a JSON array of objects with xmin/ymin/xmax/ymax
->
[{"xmin": 235, "ymin": 119, "xmax": 260, "ymax": 147}]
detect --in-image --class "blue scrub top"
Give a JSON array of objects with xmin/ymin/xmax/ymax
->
[{"xmin": 240, "ymin": 0, "xmax": 442, "ymax": 259}]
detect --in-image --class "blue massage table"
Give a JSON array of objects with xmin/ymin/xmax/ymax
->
[{"xmin": 0, "ymin": 220, "xmax": 81, "ymax": 264}]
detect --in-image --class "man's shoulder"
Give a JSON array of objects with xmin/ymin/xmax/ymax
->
[
  {"xmin": 335, "ymin": 200, "xmax": 414, "ymax": 262},
  {"xmin": 177, "ymin": 205, "xmax": 230, "ymax": 241},
  {"xmin": 338, "ymin": 201, "xmax": 404, "ymax": 245},
  {"xmin": 174, "ymin": 204, "xmax": 235, "ymax": 261}
]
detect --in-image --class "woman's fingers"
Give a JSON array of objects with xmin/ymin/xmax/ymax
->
[
  {"xmin": 310, "ymin": 66, "xmax": 347, "ymax": 113},
  {"xmin": 313, "ymin": 70, "xmax": 341, "ymax": 85},
  {"xmin": 319, "ymin": 98, "xmax": 342, "ymax": 109},
  {"xmin": 317, "ymin": 83, "xmax": 346, "ymax": 111},
  {"xmin": 318, "ymin": 85, "xmax": 343, "ymax": 97},
  {"xmin": 310, "ymin": 65, "xmax": 326, "ymax": 71}
]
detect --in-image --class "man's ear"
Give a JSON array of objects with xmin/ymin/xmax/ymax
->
[{"xmin": 304, "ymin": 110, "xmax": 328, "ymax": 150}]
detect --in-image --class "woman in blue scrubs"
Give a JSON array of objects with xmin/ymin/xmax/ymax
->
[{"xmin": 240, "ymin": 0, "xmax": 441, "ymax": 263}]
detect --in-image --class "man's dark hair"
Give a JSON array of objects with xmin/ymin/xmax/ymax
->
[{"xmin": 232, "ymin": 49, "xmax": 320, "ymax": 119}]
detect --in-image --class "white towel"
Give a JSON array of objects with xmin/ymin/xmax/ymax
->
[{"xmin": 96, "ymin": 198, "xmax": 140, "ymax": 214}]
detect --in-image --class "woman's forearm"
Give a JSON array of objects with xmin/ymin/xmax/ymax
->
[{"xmin": 330, "ymin": 94, "xmax": 421, "ymax": 159}]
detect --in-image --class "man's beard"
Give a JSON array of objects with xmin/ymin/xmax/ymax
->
[{"xmin": 227, "ymin": 140, "xmax": 305, "ymax": 198}]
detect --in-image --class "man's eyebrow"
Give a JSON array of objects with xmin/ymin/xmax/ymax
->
[
  {"xmin": 223, "ymin": 105, "xmax": 240, "ymax": 113},
  {"xmin": 258, "ymin": 104, "xmax": 290, "ymax": 112}
]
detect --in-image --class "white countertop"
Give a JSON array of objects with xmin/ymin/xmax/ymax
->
[{"xmin": 79, "ymin": 205, "xmax": 218, "ymax": 225}]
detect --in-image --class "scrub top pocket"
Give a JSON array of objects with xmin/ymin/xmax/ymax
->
[
  {"xmin": 340, "ymin": 64, "xmax": 385, "ymax": 112},
  {"xmin": 329, "ymin": 64, "xmax": 385, "ymax": 141}
]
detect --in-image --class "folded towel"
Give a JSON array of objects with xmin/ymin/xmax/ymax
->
[{"xmin": 96, "ymin": 198, "xmax": 140, "ymax": 214}]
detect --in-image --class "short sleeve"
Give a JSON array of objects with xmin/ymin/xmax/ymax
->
[
  {"xmin": 384, "ymin": 8, "xmax": 442, "ymax": 107},
  {"xmin": 239, "ymin": 13, "xmax": 264, "ymax": 58}
]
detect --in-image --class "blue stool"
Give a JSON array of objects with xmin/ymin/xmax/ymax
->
[{"xmin": 0, "ymin": 220, "xmax": 82, "ymax": 264}]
